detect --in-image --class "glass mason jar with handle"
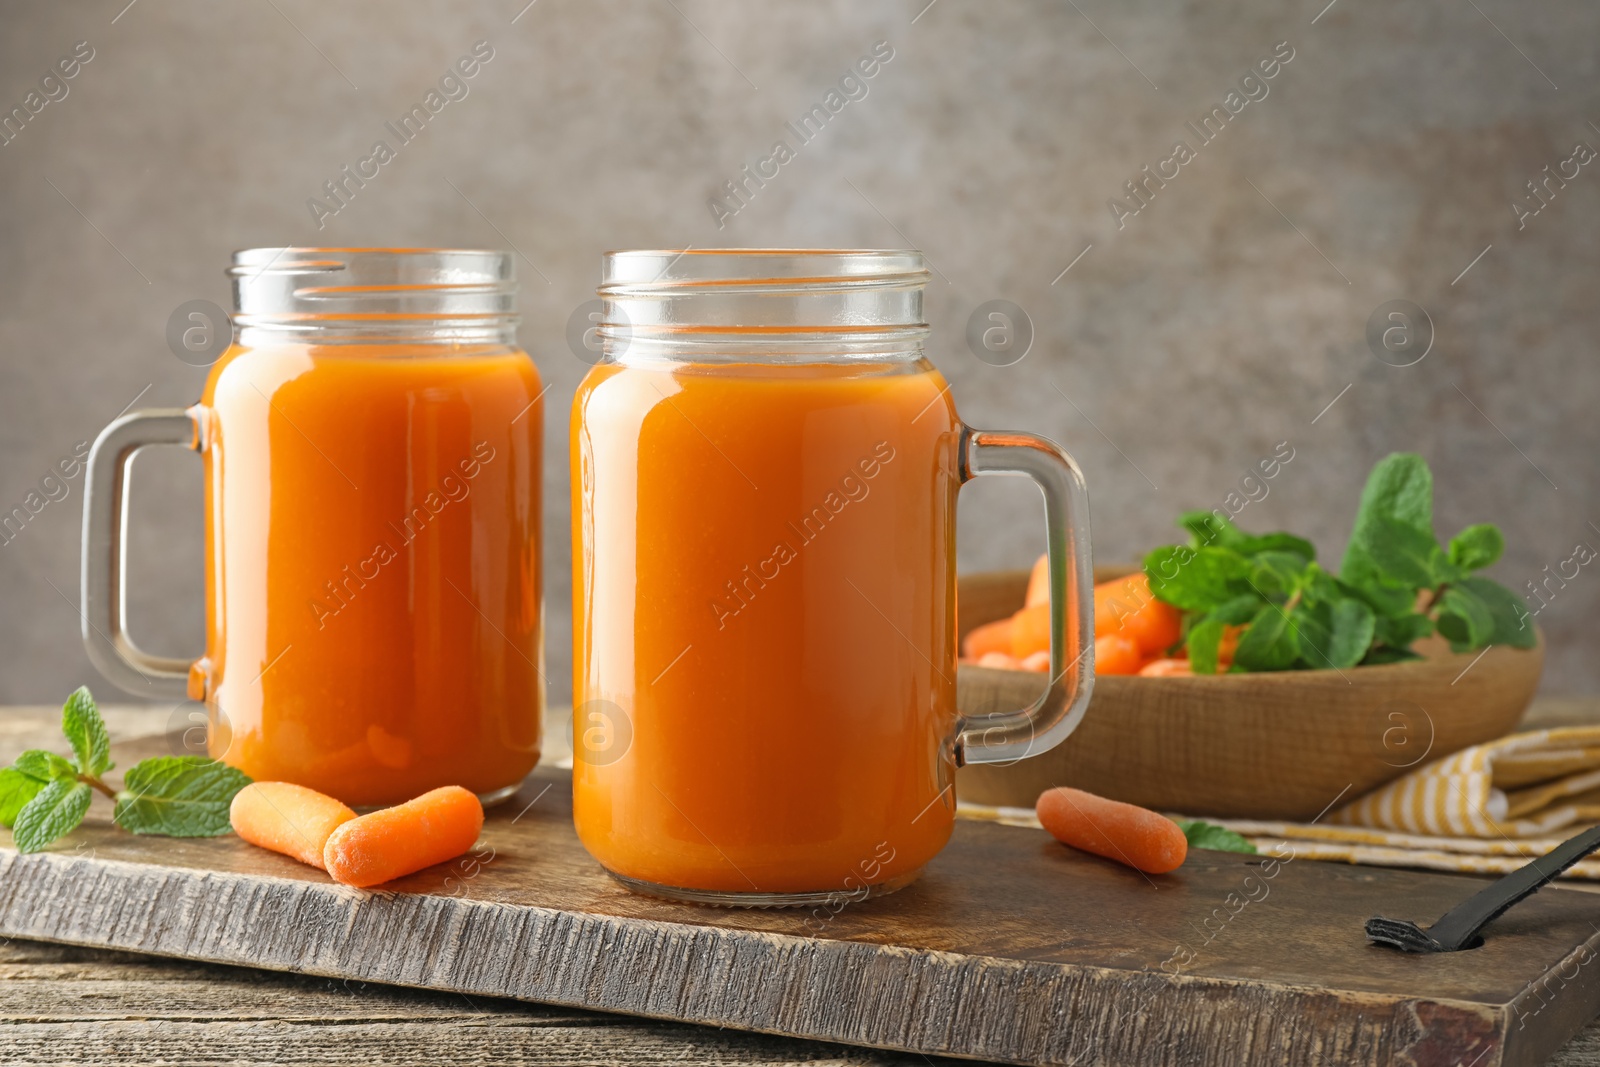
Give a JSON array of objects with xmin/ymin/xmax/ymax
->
[
  {"xmin": 82, "ymin": 248, "xmax": 545, "ymax": 808},
  {"xmin": 570, "ymin": 249, "xmax": 1094, "ymax": 906}
]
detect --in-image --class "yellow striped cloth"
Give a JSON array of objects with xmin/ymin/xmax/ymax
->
[
  {"xmin": 1329, "ymin": 726, "xmax": 1600, "ymax": 837},
  {"xmin": 957, "ymin": 726, "xmax": 1600, "ymax": 880}
]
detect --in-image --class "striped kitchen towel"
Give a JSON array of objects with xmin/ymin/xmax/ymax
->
[{"xmin": 958, "ymin": 726, "xmax": 1600, "ymax": 880}]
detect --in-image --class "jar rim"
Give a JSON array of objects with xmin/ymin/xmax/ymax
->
[
  {"xmin": 600, "ymin": 248, "xmax": 928, "ymax": 295},
  {"xmin": 229, "ymin": 247, "xmax": 519, "ymax": 346},
  {"xmin": 597, "ymin": 249, "xmax": 928, "ymax": 362}
]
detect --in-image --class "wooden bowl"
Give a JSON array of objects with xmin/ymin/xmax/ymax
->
[{"xmin": 954, "ymin": 567, "xmax": 1544, "ymax": 820}]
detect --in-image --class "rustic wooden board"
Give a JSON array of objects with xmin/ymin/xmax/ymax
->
[{"xmin": 2, "ymin": 731, "xmax": 1600, "ymax": 1067}]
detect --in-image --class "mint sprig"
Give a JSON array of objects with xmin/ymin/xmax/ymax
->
[
  {"xmin": 1144, "ymin": 453, "xmax": 1534, "ymax": 673},
  {"xmin": 0, "ymin": 687, "xmax": 252, "ymax": 853}
]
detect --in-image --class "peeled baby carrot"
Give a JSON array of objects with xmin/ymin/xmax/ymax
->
[
  {"xmin": 1036, "ymin": 786, "xmax": 1188, "ymax": 875},
  {"xmin": 962, "ymin": 616, "xmax": 1014, "ymax": 660},
  {"xmin": 1095, "ymin": 573, "xmax": 1182, "ymax": 655},
  {"xmin": 1011, "ymin": 602, "xmax": 1051, "ymax": 658},
  {"xmin": 1094, "ymin": 632, "xmax": 1144, "ymax": 675},
  {"xmin": 323, "ymin": 785, "xmax": 484, "ymax": 888},
  {"xmin": 1019, "ymin": 649, "xmax": 1050, "ymax": 673},
  {"xmin": 230, "ymin": 781, "xmax": 357, "ymax": 871},
  {"xmin": 1217, "ymin": 624, "xmax": 1242, "ymax": 670},
  {"xmin": 977, "ymin": 651, "xmax": 1022, "ymax": 670},
  {"xmin": 1024, "ymin": 553, "xmax": 1050, "ymax": 607},
  {"xmin": 1138, "ymin": 657, "xmax": 1193, "ymax": 677}
]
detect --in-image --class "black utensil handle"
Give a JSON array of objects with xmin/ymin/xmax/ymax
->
[
  {"xmin": 1425, "ymin": 823, "xmax": 1600, "ymax": 950},
  {"xmin": 1370, "ymin": 823, "xmax": 1600, "ymax": 953}
]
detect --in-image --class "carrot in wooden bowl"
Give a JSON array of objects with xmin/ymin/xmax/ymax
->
[
  {"xmin": 1094, "ymin": 632, "xmax": 1145, "ymax": 675},
  {"xmin": 1025, "ymin": 552, "xmax": 1051, "ymax": 607},
  {"xmin": 323, "ymin": 785, "xmax": 484, "ymax": 888},
  {"xmin": 1036, "ymin": 786, "xmax": 1188, "ymax": 875},
  {"xmin": 1138, "ymin": 657, "xmax": 1193, "ymax": 677},
  {"xmin": 962, "ymin": 616, "xmax": 1015, "ymax": 660},
  {"xmin": 1095, "ymin": 571, "xmax": 1181, "ymax": 655},
  {"xmin": 1010, "ymin": 602, "xmax": 1051, "ymax": 658},
  {"xmin": 230, "ymin": 782, "xmax": 358, "ymax": 871}
]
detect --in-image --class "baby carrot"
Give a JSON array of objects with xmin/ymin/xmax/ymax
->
[
  {"xmin": 1011, "ymin": 602, "xmax": 1051, "ymax": 658},
  {"xmin": 977, "ymin": 651, "xmax": 1023, "ymax": 670},
  {"xmin": 230, "ymin": 781, "xmax": 357, "ymax": 871},
  {"xmin": 1138, "ymin": 657, "xmax": 1194, "ymax": 677},
  {"xmin": 1024, "ymin": 553, "xmax": 1050, "ymax": 607},
  {"xmin": 1095, "ymin": 572, "xmax": 1182, "ymax": 655},
  {"xmin": 323, "ymin": 785, "xmax": 484, "ymax": 888},
  {"xmin": 1036, "ymin": 786, "xmax": 1188, "ymax": 874},
  {"xmin": 1217, "ymin": 624, "xmax": 1243, "ymax": 670},
  {"xmin": 1019, "ymin": 649, "xmax": 1051, "ymax": 673},
  {"xmin": 962, "ymin": 616, "xmax": 1014, "ymax": 660},
  {"xmin": 1094, "ymin": 632, "xmax": 1144, "ymax": 675}
]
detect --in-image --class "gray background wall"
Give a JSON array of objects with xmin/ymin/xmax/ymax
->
[{"xmin": 1, "ymin": 0, "xmax": 1596, "ymax": 710}]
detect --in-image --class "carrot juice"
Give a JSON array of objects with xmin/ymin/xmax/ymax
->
[
  {"xmin": 199, "ymin": 342, "xmax": 544, "ymax": 807},
  {"xmin": 571, "ymin": 357, "xmax": 962, "ymax": 897}
]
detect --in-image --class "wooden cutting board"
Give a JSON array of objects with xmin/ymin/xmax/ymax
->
[{"xmin": 1, "ymin": 732, "xmax": 1598, "ymax": 1067}]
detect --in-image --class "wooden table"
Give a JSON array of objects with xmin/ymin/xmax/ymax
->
[{"xmin": 4, "ymin": 701, "xmax": 1600, "ymax": 1067}]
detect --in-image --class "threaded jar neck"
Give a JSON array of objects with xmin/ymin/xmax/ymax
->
[
  {"xmin": 229, "ymin": 248, "xmax": 519, "ymax": 347},
  {"xmin": 597, "ymin": 249, "xmax": 929, "ymax": 363}
]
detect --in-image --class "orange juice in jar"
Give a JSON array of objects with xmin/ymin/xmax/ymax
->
[
  {"xmin": 84, "ymin": 249, "xmax": 543, "ymax": 807},
  {"xmin": 571, "ymin": 250, "xmax": 1096, "ymax": 905}
]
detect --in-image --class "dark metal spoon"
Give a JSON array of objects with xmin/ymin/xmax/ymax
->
[{"xmin": 1366, "ymin": 823, "xmax": 1600, "ymax": 953}]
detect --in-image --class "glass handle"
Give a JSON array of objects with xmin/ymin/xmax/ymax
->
[
  {"xmin": 955, "ymin": 427, "xmax": 1095, "ymax": 766},
  {"xmin": 81, "ymin": 408, "xmax": 202, "ymax": 699}
]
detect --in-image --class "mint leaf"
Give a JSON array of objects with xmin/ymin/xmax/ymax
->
[
  {"xmin": 1236, "ymin": 532, "xmax": 1317, "ymax": 562},
  {"xmin": 1325, "ymin": 598, "xmax": 1376, "ymax": 669},
  {"xmin": 1374, "ymin": 612, "xmax": 1434, "ymax": 650},
  {"xmin": 0, "ymin": 768, "xmax": 47, "ymax": 827},
  {"xmin": 1179, "ymin": 510, "xmax": 1246, "ymax": 549},
  {"xmin": 1341, "ymin": 452, "xmax": 1436, "ymax": 595},
  {"xmin": 14, "ymin": 749, "xmax": 77, "ymax": 783},
  {"xmin": 13, "ymin": 778, "xmax": 93, "ymax": 853},
  {"xmin": 1186, "ymin": 618, "xmax": 1226, "ymax": 674},
  {"xmin": 1352, "ymin": 452, "xmax": 1435, "ymax": 533},
  {"xmin": 113, "ymin": 756, "xmax": 251, "ymax": 837},
  {"xmin": 1249, "ymin": 550, "xmax": 1309, "ymax": 600},
  {"xmin": 1341, "ymin": 574, "xmax": 1421, "ymax": 619},
  {"xmin": 1291, "ymin": 603, "xmax": 1335, "ymax": 669},
  {"xmin": 1145, "ymin": 545, "xmax": 1248, "ymax": 612},
  {"xmin": 1298, "ymin": 564, "xmax": 1342, "ymax": 606},
  {"xmin": 1233, "ymin": 604, "xmax": 1299, "ymax": 671},
  {"xmin": 1437, "ymin": 585, "xmax": 1495, "ymax": 651},
  {"xmin": 1361, "ymin": 515, "xmax": 1457, "ymax": 588},
  {"xmin": 1456, "ymin": 576, "xmax": 1537, "ymax": 650},
  {"xmin": 1363, "ymin": 646, "xmax": 1424, "ymax": 666},
  {"xmin": 62, "ymin": 686, "xmax": 112, "ymax": 777},
  {"xmin": 1205, "ymin": 594, "xmax": 1262, "ymax": 625},
  {"xmin": 1448, "ymin": 524, "xmax": 1504, "ymax": 572},
  {"xmin": 1173, "ymin": 818, "xmax": 1258, "ymax": 854}
]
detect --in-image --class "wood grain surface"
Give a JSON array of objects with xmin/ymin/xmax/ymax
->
[{"xmin": 3, "ymin": 714, "xmax": 1600, "ymax": 1066}]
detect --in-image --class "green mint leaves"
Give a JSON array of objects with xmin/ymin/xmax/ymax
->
[
  {"xmin": 114, "ymin": 757, "xmax": 251, "ymax": 837},
  {"xmin": 1173, "ymin": 818, "xmax": 1258, "ymax": 854},
  {"xmin": 1, "ymin": 687, "xmax": 252, "ymax": 853},
  {"xmin": 62, "ymin": 685, "xmax": 113, "ymax": 778},
  {"xmin": 13, "ymin": 778, "xmax": 94, "ymax": 854},
  {"xmin": 1144, "ymin": 453, "xmax": 1534, "ymax": 674}
]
